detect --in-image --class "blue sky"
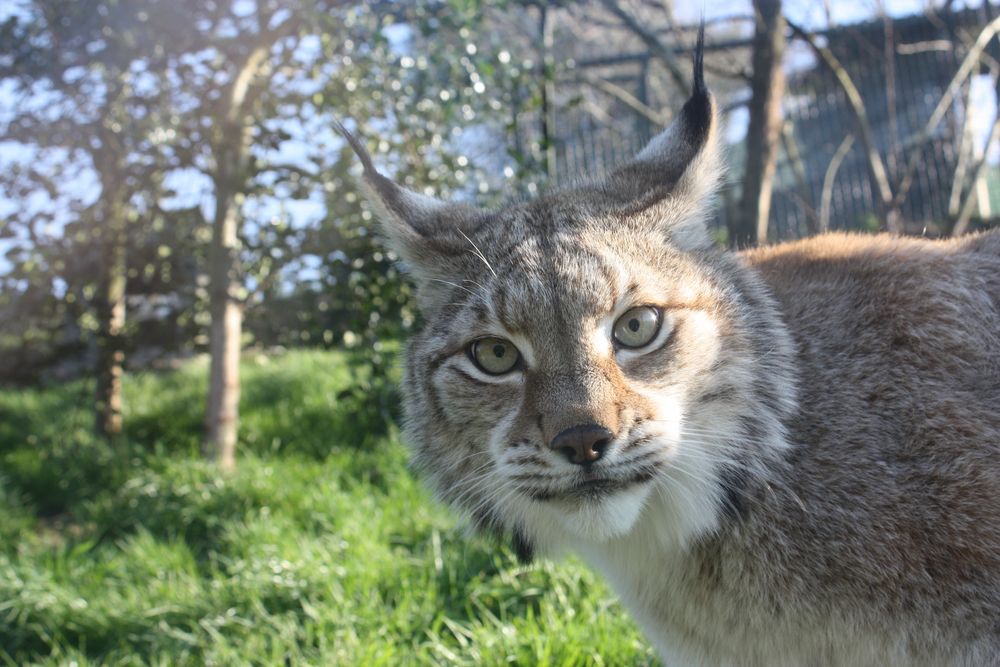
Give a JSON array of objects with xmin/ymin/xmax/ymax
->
[{"xmin": 0, "ymin": 0, "xmax": 995, "ymax": 281}]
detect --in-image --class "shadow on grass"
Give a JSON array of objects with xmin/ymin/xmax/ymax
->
[
  {"xmin": 0, "ymin": 378, "xmax": 95, "ymax": 455},
  {"xmin": 239, "ymin": 352, "xmax": 401, "ymax": 458}
]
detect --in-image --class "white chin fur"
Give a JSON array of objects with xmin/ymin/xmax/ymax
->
[
  {"xmin": 561, "ymin": 483, "xmax": 654, "ymax": 541},
  {"xmin": 526, "ymin": 482, "xmax": 654, "ymax": 543}
]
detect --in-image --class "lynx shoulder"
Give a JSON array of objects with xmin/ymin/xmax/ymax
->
[{"xmin": 339, "ymin": 27, "xmax": 1000, "ymax": 667}]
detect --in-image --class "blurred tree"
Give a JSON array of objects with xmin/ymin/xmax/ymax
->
[
  {"xmin": 145, "ymin": 0, "xmax": 333, "ymax": 469},
  {"xmin": 735, "ymin": 0, "xmax": 785, "ymax": 247},
  {"xmin": 291, "ymin": 1, "xmax": 517, "ymax": 434},
  {"xmin": 788, "ymin": 13, "xmax": 1000, "ymax": 234},
  {"xmin": 154, "ymin": 0, "xmax": 496, "ymax": 468},
  {"xmin": 0, "ymin": 0, "xmax": 183, "ymax": 435},
  {"xmin": 0, "ymin": 0, "xmax": 596, "ymax": 460}
]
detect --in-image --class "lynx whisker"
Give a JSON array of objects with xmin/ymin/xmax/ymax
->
[
  {"xmin": 456, "ymin": 228, "xmax": 498, "ymax": 279},
  {"xmin": 663, "ymin": 452, "xmax": 755, "ymax": 500},
  {"xmin": 427, "ymin": 277, "xmax": 478, "ymax": 298},
  {"xmin": 650, "ymin": 474, "xmax": 702, "ymax": 537},
  {"xmin": 446, "ymin": 449, "xmax": 498, "ymax": 470},
  {"xmin": 641, "ymin": 421, "xmax": 782, "ymax": 448},
  {"xmin": 466, "ymin": 483, "xmax": 519, "ymax": 527},
  {"xmin": 444, "ymin": 464, "xmax": 498, "ymax": 507},
  {"xmin": 461, "ymin": 278, "xmax": 491, "ymax": 300}
]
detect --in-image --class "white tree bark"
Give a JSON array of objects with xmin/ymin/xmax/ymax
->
[{"xmin": 202, "ymin": 36, "xmax": 276, "ymax": 470}]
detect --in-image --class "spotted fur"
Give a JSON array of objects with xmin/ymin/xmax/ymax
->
[{"xmin": 340, "ymin": 34, "xmax": 1000, "ymax": 666}]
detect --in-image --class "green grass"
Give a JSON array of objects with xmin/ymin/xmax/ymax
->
[{"xmin": 0, "ymin": 349, "xmax": 654, "ymax": 665}]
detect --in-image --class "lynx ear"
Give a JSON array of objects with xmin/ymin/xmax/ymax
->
[
  {"xmin": 335, "ymin": 121, "xmax": 488, "ymax": 311},
  {"xmin": 600, "ymin": 23, "xmax": 722, "ymax": 250}
]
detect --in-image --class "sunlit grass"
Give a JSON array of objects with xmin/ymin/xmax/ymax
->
[{"xmin": 0, "ymin": 350, "xmax": 655, "ymax": 665}]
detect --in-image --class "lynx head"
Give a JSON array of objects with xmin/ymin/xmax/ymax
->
[{"xmin": 340, "ymin": 31, "xmax": 796, "ymax": 561}]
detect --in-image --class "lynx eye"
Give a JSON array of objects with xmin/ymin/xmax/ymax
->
[
  {"xmin": 469, "ymin": 337, "xmax": 520, "ymax": 375},
  {"xmin": 613, "ymin": 306, "xmax": 661, "ymax": 349}
]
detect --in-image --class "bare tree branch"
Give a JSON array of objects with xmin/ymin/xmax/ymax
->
[
  {"xmin": 882, "ymin": 12, "xmax": 899, "ymax": 179},
  {"xmin": 896, "ymin": 39, "xmax": 952, "ymax": 54},
  {"xmin": 704, "ymin": 58, "xmax": 752, "ymax": 81},
  {"xmin": 225, "ymin": 16, "xmax": 301, "ymax": 125},
  {"xmin": 780, "ymin": 120, "xmax": 820, "ymax": 234},
  {"xmin": 569, "ymin": 73, "xmax": 671, "ymax": 126},
  {"xmin": 952, "ymin": 114, "xmax": 1000, "ymax": 236},
  {"xmin": 787, "ymin": 18, "xmax": 899, "ymax": 232},
  {"xmin": 947, "ymin": 79, "xmax": 976, "ymax": 217},
  {"xmin": 598, "ymin": 0, "xmax": 690, "ymax": 91},
  {"xmin": 820, "ymin": 134, "xmax": 855, "ymax": 233},
  {"xmin": 893, "ymin": 14, "xmax": 1000, "ymax": 208},
  {"xmin": 538, "ymin": 3, "xmax": 557, "ymax": 181}
]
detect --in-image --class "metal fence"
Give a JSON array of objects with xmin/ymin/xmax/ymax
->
[{"xmin": 542, "ymin": 5, "xmax": 999, "ymax": 241}]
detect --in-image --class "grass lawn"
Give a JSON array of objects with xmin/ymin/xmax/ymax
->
[{"xmin": 0, "ymin": 349, "xmax": 655, "ymax": 666}]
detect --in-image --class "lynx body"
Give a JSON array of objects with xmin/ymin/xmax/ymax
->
[{"xmin": 340, "ymin": 33, "xmax": 1000, "ymax": 666}]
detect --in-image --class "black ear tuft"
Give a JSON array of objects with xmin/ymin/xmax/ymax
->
[
  {"xmin": 511, "ymin": 527, "xmax": 535, "ymax": 565},
  {"xmin": 589, "ymin": 16, "xmax": 719, "ymax": 242},
  {"xmin": 680, "ymin": 19, "xmax": 711, "ymax": 142},
  {"xmin": 334, "ymin": 120, "xmax": 489, "ymax": 312},
  {"xmin": 693, "ymin": 19, "xmax": 706, "ymax": 97},
  {"xmin": 334, "ymin": 118, "xmax": 449, "ymax": 234},
  {"xmin": 333, "ymin": 119, "xmax": 377, "ymax": 176}
]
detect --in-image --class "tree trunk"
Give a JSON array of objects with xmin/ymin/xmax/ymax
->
[
  {"xmin": 204, "ymin": 174, "xmax": 243, "ymax": 471},
  {"xmin": 538, "ymin": 3, "xmax": 557, "ymax": 181},
  {"xmin": 92, "ymin": 132, "xmax": 128, "ymax": 439},
  {"xmin": 202, "ymin": 28, "xmax": 283, "ymax": 469},
  {"xmin": 94, "ymin": 210, "xmax": 127, "ymax": 438},
  {"xmin": 734, "ymin": 0, "xmax": 785, "ymax": 248}
]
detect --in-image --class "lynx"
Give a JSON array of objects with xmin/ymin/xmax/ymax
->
[{"xmin": 339, "ymin": 31, "xmax": 1000, "ymax": 666}]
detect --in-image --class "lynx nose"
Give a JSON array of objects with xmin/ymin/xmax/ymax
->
[{"xmin": 550, "ymin": 424, "xmax": 613, "ymax": 466}]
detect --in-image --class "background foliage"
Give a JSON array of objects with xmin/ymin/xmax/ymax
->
[
  {"xmin": 0, "ymin": 351, "xmax": 654, "ymax": 665},
  {"xmin": 1, "ymin": 0, "xmax": 998, "ymax": 663}
]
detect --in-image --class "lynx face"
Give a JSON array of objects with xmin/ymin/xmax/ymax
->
[
  {"xmin": 402, "ymin": 222, "xmax": 757, "ymax": 554},
  {"xmin": 339, "ymin": 39, "xmax": 795, "ymax": 560}
]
